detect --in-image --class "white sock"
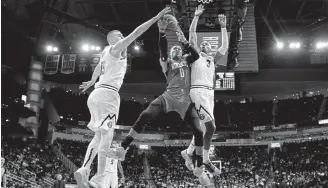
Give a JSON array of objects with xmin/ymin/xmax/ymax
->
[
  {"xmin": 187, "ymin": 137, "xmax": 196, "ymax": 155},
  {"xmin": 203, "ymin": 149, "xmax": 210, "ymax": 163},
  {"xmin": 97, "ymin": 129, "xmax": 114, "ymax": 175},
  {"xmin": 82, "ymin": 132, "xmax": 100, "ymax": 169}
]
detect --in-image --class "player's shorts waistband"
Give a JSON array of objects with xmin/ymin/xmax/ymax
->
[
  {"xmin": 190, "ymin": 85, "xmax": 214, "ymax": 90},
  {"xmin": 95, "ymin": 84, "xmax": 119, "ymax": 92}
]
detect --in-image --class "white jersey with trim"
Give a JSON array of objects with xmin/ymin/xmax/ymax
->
[
  {"xmin": 95, "ymin": 45, "xmax": 127, "ymax": 91},
  {"xmin": 105, "ymin": 158, "xmax": 118, "ymax": 173},
  {"xmin": 191, "ymin": 52, "xmax": 215, "ymax": 88}
]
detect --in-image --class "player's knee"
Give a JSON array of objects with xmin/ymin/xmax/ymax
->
[
  {"xmin": 139, "ymin": 110, "xmax": 154, "ymax": 122},
  {"xmin": 193, "ymin": 129, "xmax": 203, "ymax": 146},
  {"xmin": 93, "ymin": 131, "xmax": 101, "ymax": 143},
  {"xmin": 205, "ymin": 121, "xmax": 216, "ymax": 135}
]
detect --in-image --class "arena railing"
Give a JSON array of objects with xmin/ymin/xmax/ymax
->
[
  {"xmin": 52, "ymin": 145, "xmax": 79, "ymax": 173},
  {"xmin": 6, "ymin": 172, "xmax": 42, "ymax": 188},
  {"xmin": 7, "ymin": 161, "xmax": 36, "ymax": 179}
]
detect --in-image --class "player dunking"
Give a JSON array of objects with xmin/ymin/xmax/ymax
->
[
  {"xmin": 104, "ymin": 15, "xmax": 211, "ymax": 186},
  {"xmin": 74, "ymin": 7, "xmax": 171, "ymax": 188},
  {"xmin": 181, "ymin": 5, "xmax": 228, "ymax": 175}
]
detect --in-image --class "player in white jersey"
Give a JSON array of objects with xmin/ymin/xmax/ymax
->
[
  {"xmin": 181, "ymin": 5, "xmax": 228, "ymax": 175},
  {"xmin": 74, "ymin": 7, "xmax": 171, "ymax": 188},
  {"xmin": 103, "ymin": 142, "xmax": 124, "ymax": 188}
]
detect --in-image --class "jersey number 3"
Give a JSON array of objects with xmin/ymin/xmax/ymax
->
[
  {"xmin": 179, "ymin": 68, "xmax": 184, "ymax": 78},
  {"xmin": 207, "ymin": 59, "xmax": 211, "ymax": 68}
]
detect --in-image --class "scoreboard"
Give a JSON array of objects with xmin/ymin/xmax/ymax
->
[{"xmin": 215, "ymin": 72, "xmax": 235, "ymax": 91}]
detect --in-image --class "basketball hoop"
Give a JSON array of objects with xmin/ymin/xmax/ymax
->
[{"xmin": 198, "ymin": 0, "xmax": 213, "ymax": 4}]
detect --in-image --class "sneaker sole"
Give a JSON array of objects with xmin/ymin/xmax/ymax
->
[
  {"xmin": 89, "ymin": 181, "xmax": 100, "ymax": 188},
  {"xmin": 74, "ymin": 171, "xmax": 89, "ymax": 188},
  {"xmin": 181, "ymin": 151, "xmax": 193, "ymax": 171}
]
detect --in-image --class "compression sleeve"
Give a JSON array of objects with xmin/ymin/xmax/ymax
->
[
  {"xmin": 184, "ymin": 42, "xmax": 200, "ymax": 64},
  {"xmin": 159, "ymin": 33, "xmax": 168, "ymax": 62}
]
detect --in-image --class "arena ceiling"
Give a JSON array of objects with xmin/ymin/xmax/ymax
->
[{"xmin": 1, "ymin": 0, "xmax": 328, "ymax": 74}]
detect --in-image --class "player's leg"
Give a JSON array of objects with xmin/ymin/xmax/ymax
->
[
  {"xmin": 89, "ymin": 90, "xmax": 119, "ymax": 188},
  {"xmin": 104, "ymin": 96, "xmax": 165, "ymax": 160},
  {"xmin": 190, "ymin": 89, "xmax": 220, "ymax": 175},
  {"xmin": 184, "ymin": 108, "xmax": 204, "ymax": 168},
  {"xmin": 75, "ymin": 95, "xmax": 100, "ymax": 188},
  {"xmin": 82, "ymin": 131, "xmax": 101, "ymax": 168},
  {"xmin": 102, "ymin": 173, "xmax": 110, "ymax": 188},
  {"xmin": 110, "ymin": 173, "xmax": 118, "ymax": 188},
  {"xmin": 201, "ymin": 92, "xmax": 220, "ymax": 175},
  {"xmin": 203, "ymin": 120, "xmax": 216, "ymax": 162},
  {"xmin": 184, "ymin": 107, "xmax": 210, "ymax": 186},
  {"xmin": 120, "ymin": 96, "xmax": 165, "ymax": 150}
]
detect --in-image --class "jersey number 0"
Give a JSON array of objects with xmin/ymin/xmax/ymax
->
[{"xmin": 179, "ymin": 68, "xmax": 184, "ymax": 78}]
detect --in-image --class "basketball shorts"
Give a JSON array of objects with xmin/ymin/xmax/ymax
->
[
  {"xmin": 190, "ymin": 87, "xmax": 214, "ymax": 123},
  {"xmin": 160, "ymin": 88, "xmax": 191, "ymax": 119},
  {"xmin": 103, "ymin": 172, "xmax": 118, "ymax": 188},
  {"xmin": 87, "ymin": 88, "xmax": 120, "ymax": 132}
]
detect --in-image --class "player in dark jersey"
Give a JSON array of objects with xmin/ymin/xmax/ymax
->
[{"xmin": 104, "ymin": 16, "xmax": 211, "ymax": 186}]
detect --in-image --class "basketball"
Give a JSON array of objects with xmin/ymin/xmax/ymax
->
[{"xmin": 163, "ymin": 14, "xmax": 182, "ymax": 33}]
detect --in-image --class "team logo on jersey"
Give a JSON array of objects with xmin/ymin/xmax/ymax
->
[
  {"xmin": 171, "ymin": 60, "xmax": 188, "ymax": 70},
  {"xmin": 199, "ymin": 114, "xmax": 205, "ymax": 120},
  {"xmin": 107, "ymin": 121, "xmax": 113, "ymax": 128},
  {"xmin": 195, "ymin": 105, "xmax": 213, "ymax": 121},
  {"xmin": 100, "ymin": 113, "xmax": 117, "ymax": 128}
]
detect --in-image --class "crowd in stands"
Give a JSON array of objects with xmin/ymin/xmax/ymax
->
[
  {"xmin": 55, "ymin": 139, "xmax": 148, "ymax": 187},
  {"xmin": 272, "ymin": 139, "xmax": 328, "ymax": 187},
  {"xmin": 2, "ymin": 136, "xmax": 328, "ymax": 187},
  {"xmin": 1, "ymin": 137, "xmax": 71, "ymax": 188},
  {"xmin": 148, "ymin": 146, "xmax": 202, "ymax": 187},
  {"xmin": 48, "ymin": 87, "xmax": 327, "ymax": 132}
]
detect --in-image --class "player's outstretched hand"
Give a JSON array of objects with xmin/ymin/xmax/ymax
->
[
  {"xmin": 155, "ymin": 7, "xmax": 171, "ymax": 20},
  {"xmin": 157, "ymin": 18, "xmax": 169, "ymax": 33},
  {"xmin": 176, "ymin": 31, "xmax": 188, "ymax": 44},
  {"xmin": 79, "ymin": 81, "xmax": 95, "ymax": 93},
  {"xmin": 195, "ymin": 4, "xmax": 205, "ymax": 16},
  {"xmin": 218, "ymin": 14, "xmax": 226, "ymax": 27}
]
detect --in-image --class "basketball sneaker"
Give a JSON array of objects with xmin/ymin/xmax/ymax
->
[
  {"xmin": 204, "ymin": 160, "xmax": 221, "ymax": 175},
  {"xmin": 193, "ymin": 165, "xmax": 211, "ymax": 186},
  {"xmin": 101, "ymin": 147, "xmax": 127, "ymax": 161},
  {"xmin": 74, "ymin": 167, "xmax": 90, "ymax": 188},
  {"xmin": 88, "ymin": 174, "xmax": 105, "ymax": 188},
  {"xmin": 181, "ymin": 149, "xmax": 194, "ymax": 171}
]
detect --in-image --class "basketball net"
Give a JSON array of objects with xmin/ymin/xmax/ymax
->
[{"xmin": 198, "ymin": 0, "xmax": 213, "ymax": 4}]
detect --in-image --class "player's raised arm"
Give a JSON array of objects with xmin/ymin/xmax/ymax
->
[
  {"xmin": 79, "ymin": 60, "xmax": 102, "ymax": 92},
  {"xmin": 177, "ymin": 31, "xmax": 200, "ymax": 64},
  {"xmin": 158, "ymin": 19, "xmax": 169, "ymax": 75},
  {"xmin": 111, "ymin": 7, "xmax": 171, "ymax": 57},
  {"xmin": 215, "ymin": 14, "xmax": 229, "ymax": 60},
  {"xmin": 189, "ymin": 4, "xmax": 204, "ymax": 52}
]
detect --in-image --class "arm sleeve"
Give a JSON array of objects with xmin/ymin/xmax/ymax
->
[
  {"xmin": 184, "ymin": 42, "xmax": 200, "ymax": 64},
  {"xmin": 218, "ymin": 28, "xmax": 228, "ymax": 55},
  {"xmin": 159, "ymin": 33, "xmax": 168, "ymax": 62}
]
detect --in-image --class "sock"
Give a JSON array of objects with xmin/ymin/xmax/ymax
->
[
  {"xmin": 121, "ymin": 136, "xmax": 134, "ymax": 150},
  {"xmin": 203, "ymin": 149, "xmax": 210, "ymax": 163},
  {"xmin": 121, "ymin": 129, "xmax": 138, "ymax": 150},
  {"xmin": 97, "ymin": 130, "xmax": 114, "ymax": 175},
  {"xmin": 82, "ymin": 133, "xmax": 100, "ymax": 169},
  {"xmin": 187, "ymin": 137, "xmax": 195, "ymax": 155},
  {"xmin": 195, "ymin": 146, "xmax": 203, "ymax": 167}
]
